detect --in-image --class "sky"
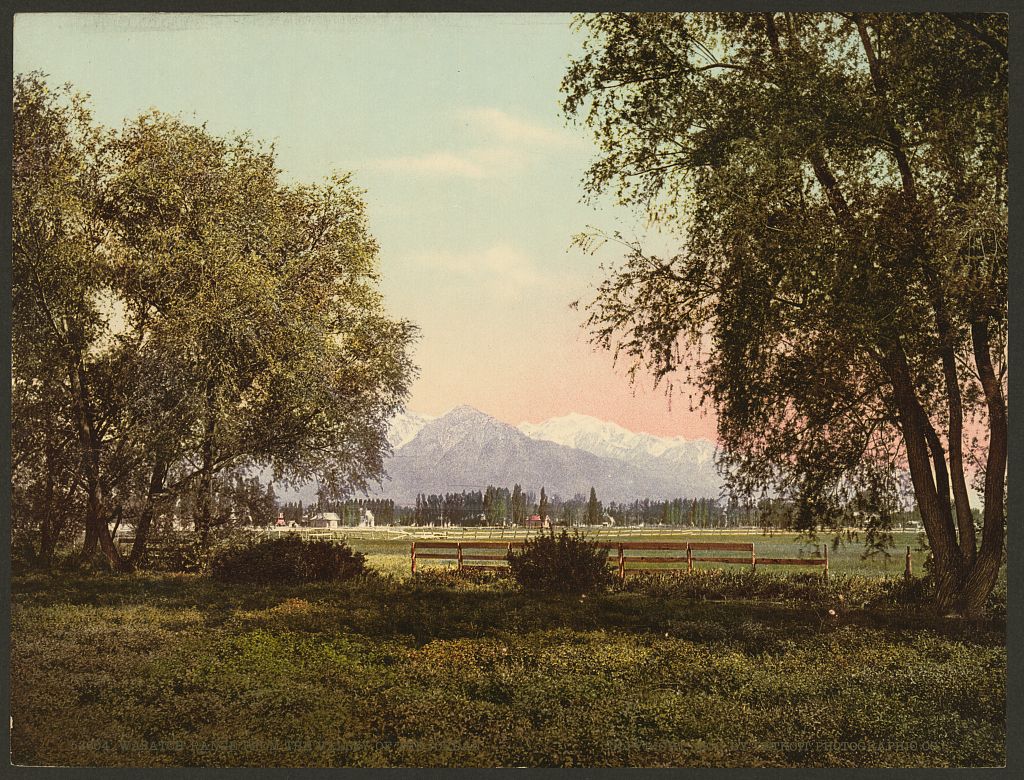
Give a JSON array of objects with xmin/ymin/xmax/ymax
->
[{"xmin": 13, "ymin": 12, "xmax": 718, "ymax": 441}]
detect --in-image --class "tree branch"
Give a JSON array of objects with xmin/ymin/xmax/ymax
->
[{"xmin": 942, "ymin": 14, "xmax": 1008, "ymax": 61}]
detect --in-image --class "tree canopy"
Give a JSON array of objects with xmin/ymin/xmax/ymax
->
[
  {"xmin": 12, "ymin": 73, "xmax": 418, "ymax": 568},
  {"xmin": 562, "ymin": 12, "xmax": 1006, "ymax": 614}
]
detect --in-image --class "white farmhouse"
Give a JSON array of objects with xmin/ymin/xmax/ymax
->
[{"xmin": 309, "ymin": 511, "xmax": 342, "ymax": 529}]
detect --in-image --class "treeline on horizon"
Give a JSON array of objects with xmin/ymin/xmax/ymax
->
[
  {"xmin": 278, "ymin": 484, "xmax": 927, "ymax": 530},
  {"xmin": 279, "ymin": 498, "xmax": 397, "ymax": 526},
  {"xmin": 53, "ymin": 467, "xmax": 930, "ymax": 534}
]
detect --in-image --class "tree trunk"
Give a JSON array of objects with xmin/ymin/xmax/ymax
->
[
  {"xmin": 81, "ymin": 480, "xmax": 115, "ymax": 568},
  {"xmin": 922, "ymin": 266, "xmax": 977, "ymax": 564},
  {"xmin": 922, "ymin": 421, "xmax": 956, "ymax": 535},
  {"xmin": 958, "ymin": 318, "xmax": 1007, "ymax": 617},
  {"xmin": 764, "ymin": 13, "xmax": 996, "ymax": 614},
  {"xmin": 851, "ymin": 13, "xmax": 994, "ymax": 606},
  {"xmin": 68, "ymin": 360, "xmax": 123, "ymax": 571},
  {"xmin": 83, "ymin": 482, "xmax": 123, "ymax": 570},
  {"xmin": 81, "ymin": 517, "xmax": 98, "ymax": 560},
  {"xmin": 129, "ymin": 459, "xmax": 168, "ymax": 568},
  {"xmin": 36, "ymin": 448, "xmax": 59, "ymax": 567},
  {"xmin": 196, "ymin": 429, "xmax": 215, "ymax": 549},
  {"xmin": 36, "ymin": 491, "xmax": 59, "ymax": 567},
  {"xmin": 37, "ymin": 525, "xmax": 59, "ymax": 567},
  {"xmin": 881, "ymin": 343, "xmax": 965, "ymax": 612},
  {"xmin": 195, "ymin": 379, "xmax": 218, "ymax": 549}
]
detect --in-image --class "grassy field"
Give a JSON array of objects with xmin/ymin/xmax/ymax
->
[
  {"xmin": 336, "ymin": 529, "xmax": 930, "ymax": 579},
  {"xmin": 10, "ymin": 567, "xmax": 1005, "ymax": 768}
]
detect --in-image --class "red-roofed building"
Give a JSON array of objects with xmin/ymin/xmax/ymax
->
[{"xmin": 524, "ymin": 514, "xmax": 551, "ymax": 529}]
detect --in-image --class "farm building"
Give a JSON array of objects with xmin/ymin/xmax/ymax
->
[
  {"xmin": 309, "ymin": 508, "xmax": 375, "ymax": 528},
  {"xmin": 309, "ymin": 511, "xmax": 342, "ymax": 529},
  {"xmin": 524, "ymin": 514, "xmax": 551, "ymax": 529}
]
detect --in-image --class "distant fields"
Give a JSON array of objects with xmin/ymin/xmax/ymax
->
[{"xmin": 278, "ymin": 528, "xmax": 932, "ymax": 580}]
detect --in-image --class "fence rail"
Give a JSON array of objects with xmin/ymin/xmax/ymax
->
[
  {"xmin": 410, "ymin": 539, "xmax": 831, "ymax": 580},
  {"xmin": 115, "ymin": 528, "xmax": 918, "ymax": 581},
  {"xmin": 254, "ymin": 524, "xmax": 795, "ymax": 543}
]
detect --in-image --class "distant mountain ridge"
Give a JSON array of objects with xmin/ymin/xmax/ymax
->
[
  {"xmin": 368, "ymin": 405, "xmax": 721, "ymax": 504},
  {"xmin": 518, "ymin": 412, "xmax": 716, "ymax": 469},
  {"xmin": 273, "ymin": 406, "xmax": 721, "ymax": 506}
]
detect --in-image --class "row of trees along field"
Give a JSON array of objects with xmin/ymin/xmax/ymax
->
[
  {"xmin": 292, "ymin": 498, "xmax": 398, "ymax": 525},
  {"xmin": 411, "ymin": 485, "xmax": 539, "ymax": 526},
  {"xmin": 12, "ymin": 73, "xmax": 417, "ymax": 570},
  {"xmin": 608, "ymin": 497, "xmax": 756, "ymax": 528},
  {"xmin": 405, "ymin": 487, "xmax": 760, "ymax": 528},
  {"xmin": 563, "ymin": 13, "xmax": 1006, "ymax": 614}
]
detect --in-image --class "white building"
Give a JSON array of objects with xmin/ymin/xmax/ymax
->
[{"xmin": 309, "ymin": 511, "xmax": 342, "ymax": 529}]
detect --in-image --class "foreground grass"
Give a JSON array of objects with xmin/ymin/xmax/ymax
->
[{"xmin": 10, "ymin": 572, "xmax": 1005, "ymax": 768}]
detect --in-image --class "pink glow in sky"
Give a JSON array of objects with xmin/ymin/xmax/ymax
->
[{"xmin": 399, "ymin": 298, "xmax": 719, "ymax": 440}]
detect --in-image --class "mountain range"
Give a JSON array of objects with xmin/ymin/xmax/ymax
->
[{"xmin": 368, "ymin": 405, "xmax": 721, "ymax": 504}]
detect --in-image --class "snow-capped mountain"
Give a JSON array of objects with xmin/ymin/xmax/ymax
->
[
  {"xmin": 518, "ymin": 412, "xmax": 716, "ymax": 469},
  {"xmin": 386, "ymin": 410, "xmax": 435, "ymax": 449},
  {"xmin": 374, "ymin": 405, "xmax": 658, "ymax": 504},
  {"xmin": 369, "ymin": 405, "xmax": 722, "ymax": 504}
]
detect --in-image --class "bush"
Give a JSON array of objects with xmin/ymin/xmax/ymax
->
[
  {"xmin": 507, "ymin": 530, "xmax": 613, "ymax": 595},
  {"xmin": 209, "ymin": 534, "xmax": 366, "ymax": 584},
  {"xmin": 986, "ymin": 581, "xmax": 1006, "ymax": 619},
  {"xmin": 136, "ymin": 526, "xmax": 260, "ymax": 573}
]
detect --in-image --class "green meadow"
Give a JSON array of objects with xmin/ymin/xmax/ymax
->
[
  {"xmin": 10, "ymin": 531, "xmax": 1005, "ymax": 768},
  {"xmin": 342, "ymin": 529, "xmax": 931, "ymax": 579}
]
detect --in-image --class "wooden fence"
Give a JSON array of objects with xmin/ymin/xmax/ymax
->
[
  {"xmin": 258, "ymin": 525, "xmax": 792, "ymax": 542},
  {"xmin": 411, "ymin": 539, "xmax": 830, "ymax": 579}
]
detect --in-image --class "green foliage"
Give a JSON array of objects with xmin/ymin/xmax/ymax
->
[
  {"xmin": 210, "ymin": 534, "xmax": 367, "ymax": 584},
  {"xmin": 136, "ymin": 526, "xmax": 260, "ymax": 573},
  {"xmin": 587, "ymin": 486, "xmax": 601, "ymax": 525},
  {"xmin": 511, "ymin": 484, "xmax": 526, "ymax": 525},
  {"xmin": 617, "ymin": 569, "xmax": 935, "ymax": 610},
  {"xmin": 10, "ymin": 572, "xmax": 1005, "ymax": 767},
  {"xmin": 537, "ymin": 487, "xmax": 549, "ymax": 522},
  {"xmin": 562, "ymin": 12, "xmax": 1007, "ymax": 612},
  {"xmin": 508, "ymin": 530, "xmax": 613, "ymax": 595},
  {"xmin": 12, "ymin": 73, "xmax": 417, "ymax": 567}
]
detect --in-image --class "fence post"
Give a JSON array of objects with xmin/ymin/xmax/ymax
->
[
  {"xmin": 618, "ymin": 543, "xmax": 625, "ymax": 581},
  {"xmin": 687, "ymin": 543, "xmax": 693, "ymax": 574},
  {"xmin": 457, "ymin": 542, "xmax": 463, "ymax": 572},
  {"xmin": 751, "ymin": 543, "xmax": 756, "ymax": 572},
  {"xmin": 905, "ymin": 545, "xmax": 912, "ymax": 580},
  {"xmin": 411, "ymin": 542, "xmax": 416, "ymax": 576},
  {"xmin": 823, "ymin": 544, "xmax": 829, "ymax": 582}
]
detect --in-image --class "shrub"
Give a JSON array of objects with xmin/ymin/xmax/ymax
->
[
  {"xmin": 209, "ymin": 534, "xmax": 366, "ymax": 584},
  {"xmin": 986, "ymin": 581, "xmax": 1006, "ymax": 620},
  {"xmin": 507, "ymin": 530, "xmax": 613, "ymax": 595},
  {"xmin": 136, "ymin": 526, "xmax": 259, "ymax": 573},
  {"xmin": 874, "ymin": 573, "xmax": 935, "ymax": 606}
]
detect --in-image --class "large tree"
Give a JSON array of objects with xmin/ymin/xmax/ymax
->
[
  {"xmin": 12, "ymin": 74, "xmax": 418, "ymax": 568},
  {"xmin": 99, "ymin": 111, "xmax": 417, "ymax": 556},
  {"xmin": 12, "ymin": 73, "xmax": 138, "ymax": 567},
  {"xmin": 563, "ymin": 12, "xmax": 1006, "ymax": 614}
]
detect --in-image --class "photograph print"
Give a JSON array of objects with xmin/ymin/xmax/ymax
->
[{"xmin": 9, "ymin": 9, "xmax": 1008, "ymax": 769}]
